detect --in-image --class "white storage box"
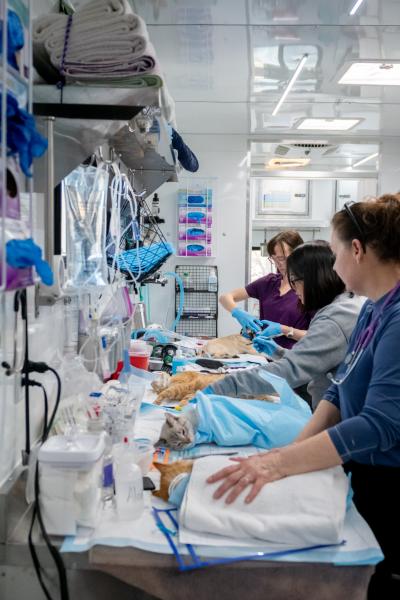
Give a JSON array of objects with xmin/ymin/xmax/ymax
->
[{"xmin": 38, "ymin": 433, "xmax": 105, "ymax": 536}]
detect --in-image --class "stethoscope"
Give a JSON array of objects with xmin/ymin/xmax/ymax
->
[
  {"xmin": 1, "ymin": 290, "xmax": 27, "ymax": 376},
  {"xmin": 330, "ymin": 281, "xmax": 400, "ymax": 386}
]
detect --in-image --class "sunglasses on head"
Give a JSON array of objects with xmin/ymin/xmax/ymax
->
[{"xmin": 343, "ymin": 202, "xmax": 366, "ymax": 252}]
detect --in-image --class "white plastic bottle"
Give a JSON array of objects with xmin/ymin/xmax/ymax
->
[
  {"xmin": 114, "ymin": 440, "xmax": 144, "ymax": 520},
  {"xmin": 208, "ymin": 268, "xmax": 218, "ymax": 292}
]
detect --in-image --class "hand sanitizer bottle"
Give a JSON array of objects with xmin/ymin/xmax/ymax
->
[
  {"xmin": 114, "ymin": 438, "xmax": 144, "ymax": 520},
  {"xmin": 208, "ymin": 268, "xmax": 218, "ymax": 292}
]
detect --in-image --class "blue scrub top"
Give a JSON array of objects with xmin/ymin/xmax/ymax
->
[{"xmin": 324, "ymin": 285, "xmax": 400, "ymax": 467}]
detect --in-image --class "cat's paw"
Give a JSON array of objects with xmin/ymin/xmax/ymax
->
[
  {"xmin": 155, "ymin": 389, "xmax": 176, "ymax": 404},
  {"xmin": 151, "ymin": 372, "xmax": 170, "ymax": 393}
]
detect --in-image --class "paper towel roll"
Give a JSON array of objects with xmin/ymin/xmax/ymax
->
[{"xmin": 41, "ymin": 255, "xmax": 65, "ymax": 296}]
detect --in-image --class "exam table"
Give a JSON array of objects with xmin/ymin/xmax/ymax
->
[{"xmin": 0, "ymin": 471, "xmax": 374, "ymax": 600}]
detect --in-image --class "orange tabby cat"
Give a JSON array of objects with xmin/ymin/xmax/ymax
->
[
  {"xmin": 152, "ymin": 372, "xmax": 223, "ymax": 406},
  {"xmin": 152, "ymin": 460, "xmax": 194, "ymax": 502},
  {"xmin": 201, "ymin": 334, "xmax": 262, "ymax": 358},
  {"xmin": 151, "ymin": 371, "xmax": 279, "ymax": 406}
]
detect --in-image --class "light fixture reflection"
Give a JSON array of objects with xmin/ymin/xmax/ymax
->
[
  {"xmin": 352, "ymin": 152, "xmax": 378, "ymax": 168},
  {"xmin": 350, "ymin": 0, "xmax": 366, "ymax": 16},
  {"xmin": 272, "ymin": 54, "xmax": 308, "ymax": 116}
]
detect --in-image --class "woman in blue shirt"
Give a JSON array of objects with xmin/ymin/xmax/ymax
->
[{"xmin": 207, "ymin": 194, "xmax": 400, "ymax": 599}]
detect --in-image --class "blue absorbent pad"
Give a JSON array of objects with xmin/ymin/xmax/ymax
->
[
  {"xmin": 61, "ymin": 502, "xmax": 383, "ymax": 567},
  {"xmin": 192, "ymin": 371, "xmax": 311, "ymax": 449}
]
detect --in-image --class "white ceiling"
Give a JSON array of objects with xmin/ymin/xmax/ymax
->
[{"xmin": 133, "ymin": 0, "xmax": 400, "ymax": 173}]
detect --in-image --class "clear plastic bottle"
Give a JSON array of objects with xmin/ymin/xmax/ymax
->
[
  {"xmin": 208, "ymin": 268, "xmax": 218, "ymax": 292},
  {"xmin": 182, "ymin": 271, "xmax": 191, "ymax": 289},
  {"xmin": 151, "ymin": 193, "xmax": 160, "ymax": 217},
  {"xmin": 114, "ymin": 439, "xmax": 144, "ymax": 520}
]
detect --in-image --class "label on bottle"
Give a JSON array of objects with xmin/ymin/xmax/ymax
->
[{"xmin": 103, "ymin": 462, "xmax": 113, "ymax": 487}]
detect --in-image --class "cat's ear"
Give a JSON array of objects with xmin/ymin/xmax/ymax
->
[{"xmin": 165, "ymin": 413, "xmax": 179, "ymax": 427}]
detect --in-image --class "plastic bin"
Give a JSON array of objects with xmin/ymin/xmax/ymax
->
[{"xmin": 38, "ymin": 433, "xmax": 105, "ymax": 535}]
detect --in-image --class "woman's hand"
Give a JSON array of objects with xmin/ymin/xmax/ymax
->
[
  {"xmin": 259, "ymin": 319, "xmax": 283, "ymax": 337},
  {"xmin": 206, "ymin": 450, "xmax": 285, "ymax": 504},
  {"xmin": 231, "ymin": 308, "xmax": 262, "ymax": 333},
  {"xmin": 252, "ymin": 335, "xmax": 280, "ymax": 356}
]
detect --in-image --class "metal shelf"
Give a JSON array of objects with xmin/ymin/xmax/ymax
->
[{"xmin": 33, "ymin": 103, "xmax": 143, "ymax": 121}]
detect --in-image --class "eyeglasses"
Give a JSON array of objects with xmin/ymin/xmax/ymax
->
[
  {"xmin": 289, "ymin": 277, "xmax": 303, "ymax": 288},
  {"xmin": 343, "ymin": 202, "xmax": 366, "ymax": 252},
  {"xmin": 268, "ymin": 255, "xmax": 287, "ymax": 265}
]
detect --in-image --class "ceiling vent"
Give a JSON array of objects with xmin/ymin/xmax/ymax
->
[{"xmin": 272, "ymin": 142, "xmax": 338, "ymax": 159}]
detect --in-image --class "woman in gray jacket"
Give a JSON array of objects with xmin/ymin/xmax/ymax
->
[{"xmin": 209, "ymin": 242, "xmax": 364, "ymax": 409}]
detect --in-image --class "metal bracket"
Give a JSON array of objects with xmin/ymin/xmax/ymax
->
[{"xmin": 34, "ymin": 284, "xmax": 70, "ymax": 318}]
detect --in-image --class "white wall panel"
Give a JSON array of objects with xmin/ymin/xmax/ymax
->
[{"xmin": 147, "ymin": 134, "xmax": 248, "ymax": 338}]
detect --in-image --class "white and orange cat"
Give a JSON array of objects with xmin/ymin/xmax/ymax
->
[
  {"xmin": 152, "ymin": 371, "xmax": 224, "ymax": 406},
  {"xmin": 152, "ymin": 371, "xmax": 277, "ymax": 407}
]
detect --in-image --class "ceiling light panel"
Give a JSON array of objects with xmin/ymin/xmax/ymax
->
[
  {"xmin": 339, "ymin": 61, "xmax": 400, "ymax": 86},
  {"xmin": 295, "ymin": 118, "xmax": 362, "ymax": 131}
]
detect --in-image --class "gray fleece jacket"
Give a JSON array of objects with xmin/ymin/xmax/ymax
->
[{"xmin": 210, "ymin": 293, "xmax": 365, "ymax": 409}]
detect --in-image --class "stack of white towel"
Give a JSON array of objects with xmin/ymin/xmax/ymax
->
[{"xmin": 33, "ymin": 0, "xmax": 161, "ymax": 87}]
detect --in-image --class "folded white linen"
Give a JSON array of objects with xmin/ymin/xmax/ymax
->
[
  {"xmin": 33, "ymin": 8, "xmax": 151, "ymax": 73},
  {"xmin": 179, "ymin": 456, "xmax": 349, "ymax": 547},
  {"xmin": 33, "ymin": 0, "xmax": 175, "ymax": 120}
]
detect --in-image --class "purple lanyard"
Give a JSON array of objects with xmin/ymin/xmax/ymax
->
[{"xmin": 353, "ymin": 281, "xmax": 400, "ymax": 354}]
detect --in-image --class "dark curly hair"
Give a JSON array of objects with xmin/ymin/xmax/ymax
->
[
  {"xmin": 287, "ymin": 241, "xmax": 345, "ymax": 312},
  {"xmin": 332, "ymin": 194, "xmax": 400, "ymax": 262}
]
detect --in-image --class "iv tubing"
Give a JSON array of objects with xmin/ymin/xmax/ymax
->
[{"xmin": 163, "ymin": 271, "xmax": 184, "ymax": 331}]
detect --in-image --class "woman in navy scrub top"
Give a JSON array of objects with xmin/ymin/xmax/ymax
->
[
  {"xmin": 209, "ymin": 194, "xmax": 400, "ymax": 599},
  {"xmin": 220, "ymin": 230, "xmax": 312, "ymax": 349}
]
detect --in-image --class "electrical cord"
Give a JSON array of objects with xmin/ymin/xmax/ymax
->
[
  {"xmin": 22, "ymin": 378, "xmax": 48, "ymax": 442},
  {"xmin": 24, "ymin": 361, "xmax": 70, "ymax": 600}
]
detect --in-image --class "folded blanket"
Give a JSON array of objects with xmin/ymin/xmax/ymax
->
[
  {"xmin": 33, "ymin": 0, "xmax": 159, "ymax": 84},
  {"xmin": 180, "ymin": 456, "xmax": 349, "ymax": 547}
]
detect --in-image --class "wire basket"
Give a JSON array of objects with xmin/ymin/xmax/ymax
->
[
  {"xmin": 176, "ymin": 291, "xmax": 217, "ymax": 318},
  {"xmin": 175, "ymin": 265, "xmax": 218, "ymax": 338},
  {"xmin": 175, "ymin": 265, "xmax": 218, "ymax": 292},
  {"xmin": 107, "ymin": 191, "xmax": 173, "ymax": 283},
  {"xmin": 176, "ymin": 317, "xmax": 217, "ymax": 339}
]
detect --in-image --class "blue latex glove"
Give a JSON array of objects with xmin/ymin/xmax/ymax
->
[
  {"xmin": 259, "ymin": 319, "xmax": 283, "ymax": 338},
  {"xmin": 171, "ymin": 128, "xmax": 199, "ymax": 172},
  {"xmin": 231, "ymin": 308, "xmax": 262, "ymax": 333},
  {"xmin": 0, "ymin": 10, "xmax": 24, "ymax": 70},
  {"xmin": 1, "ymin": 92, "xmax": 48, "ymax": 176},
  {"xmin": 6, "ymin": 238, "xmax": 54, "ymax": 285},
  {"xmin": 252, "ymin": 335, "xmax": 280, "ymax": 357}
]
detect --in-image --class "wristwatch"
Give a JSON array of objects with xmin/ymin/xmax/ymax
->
[{"xmin": 286, "ymin": 327, "xmax": 295, "ymax": 339}]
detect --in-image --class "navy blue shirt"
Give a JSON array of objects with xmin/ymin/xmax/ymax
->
[{"xmin": 325, "ymin": 285, "xmax": 400, "ymax": 467}]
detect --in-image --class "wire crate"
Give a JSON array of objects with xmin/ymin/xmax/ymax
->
[
  {"xmin": 175, "ymin": 265, "xmax": 218, "ymax": 338},
  {"xmin": 177, "ymin": 291, "xmax": 217, "ymax": 318},
  {"xmin": 175, "ymin": 265, "xmax": 218, "ymax": 292},
  {"xmin": 176, "ymin": 316, "xmax": 217, "ymax": 339}
]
